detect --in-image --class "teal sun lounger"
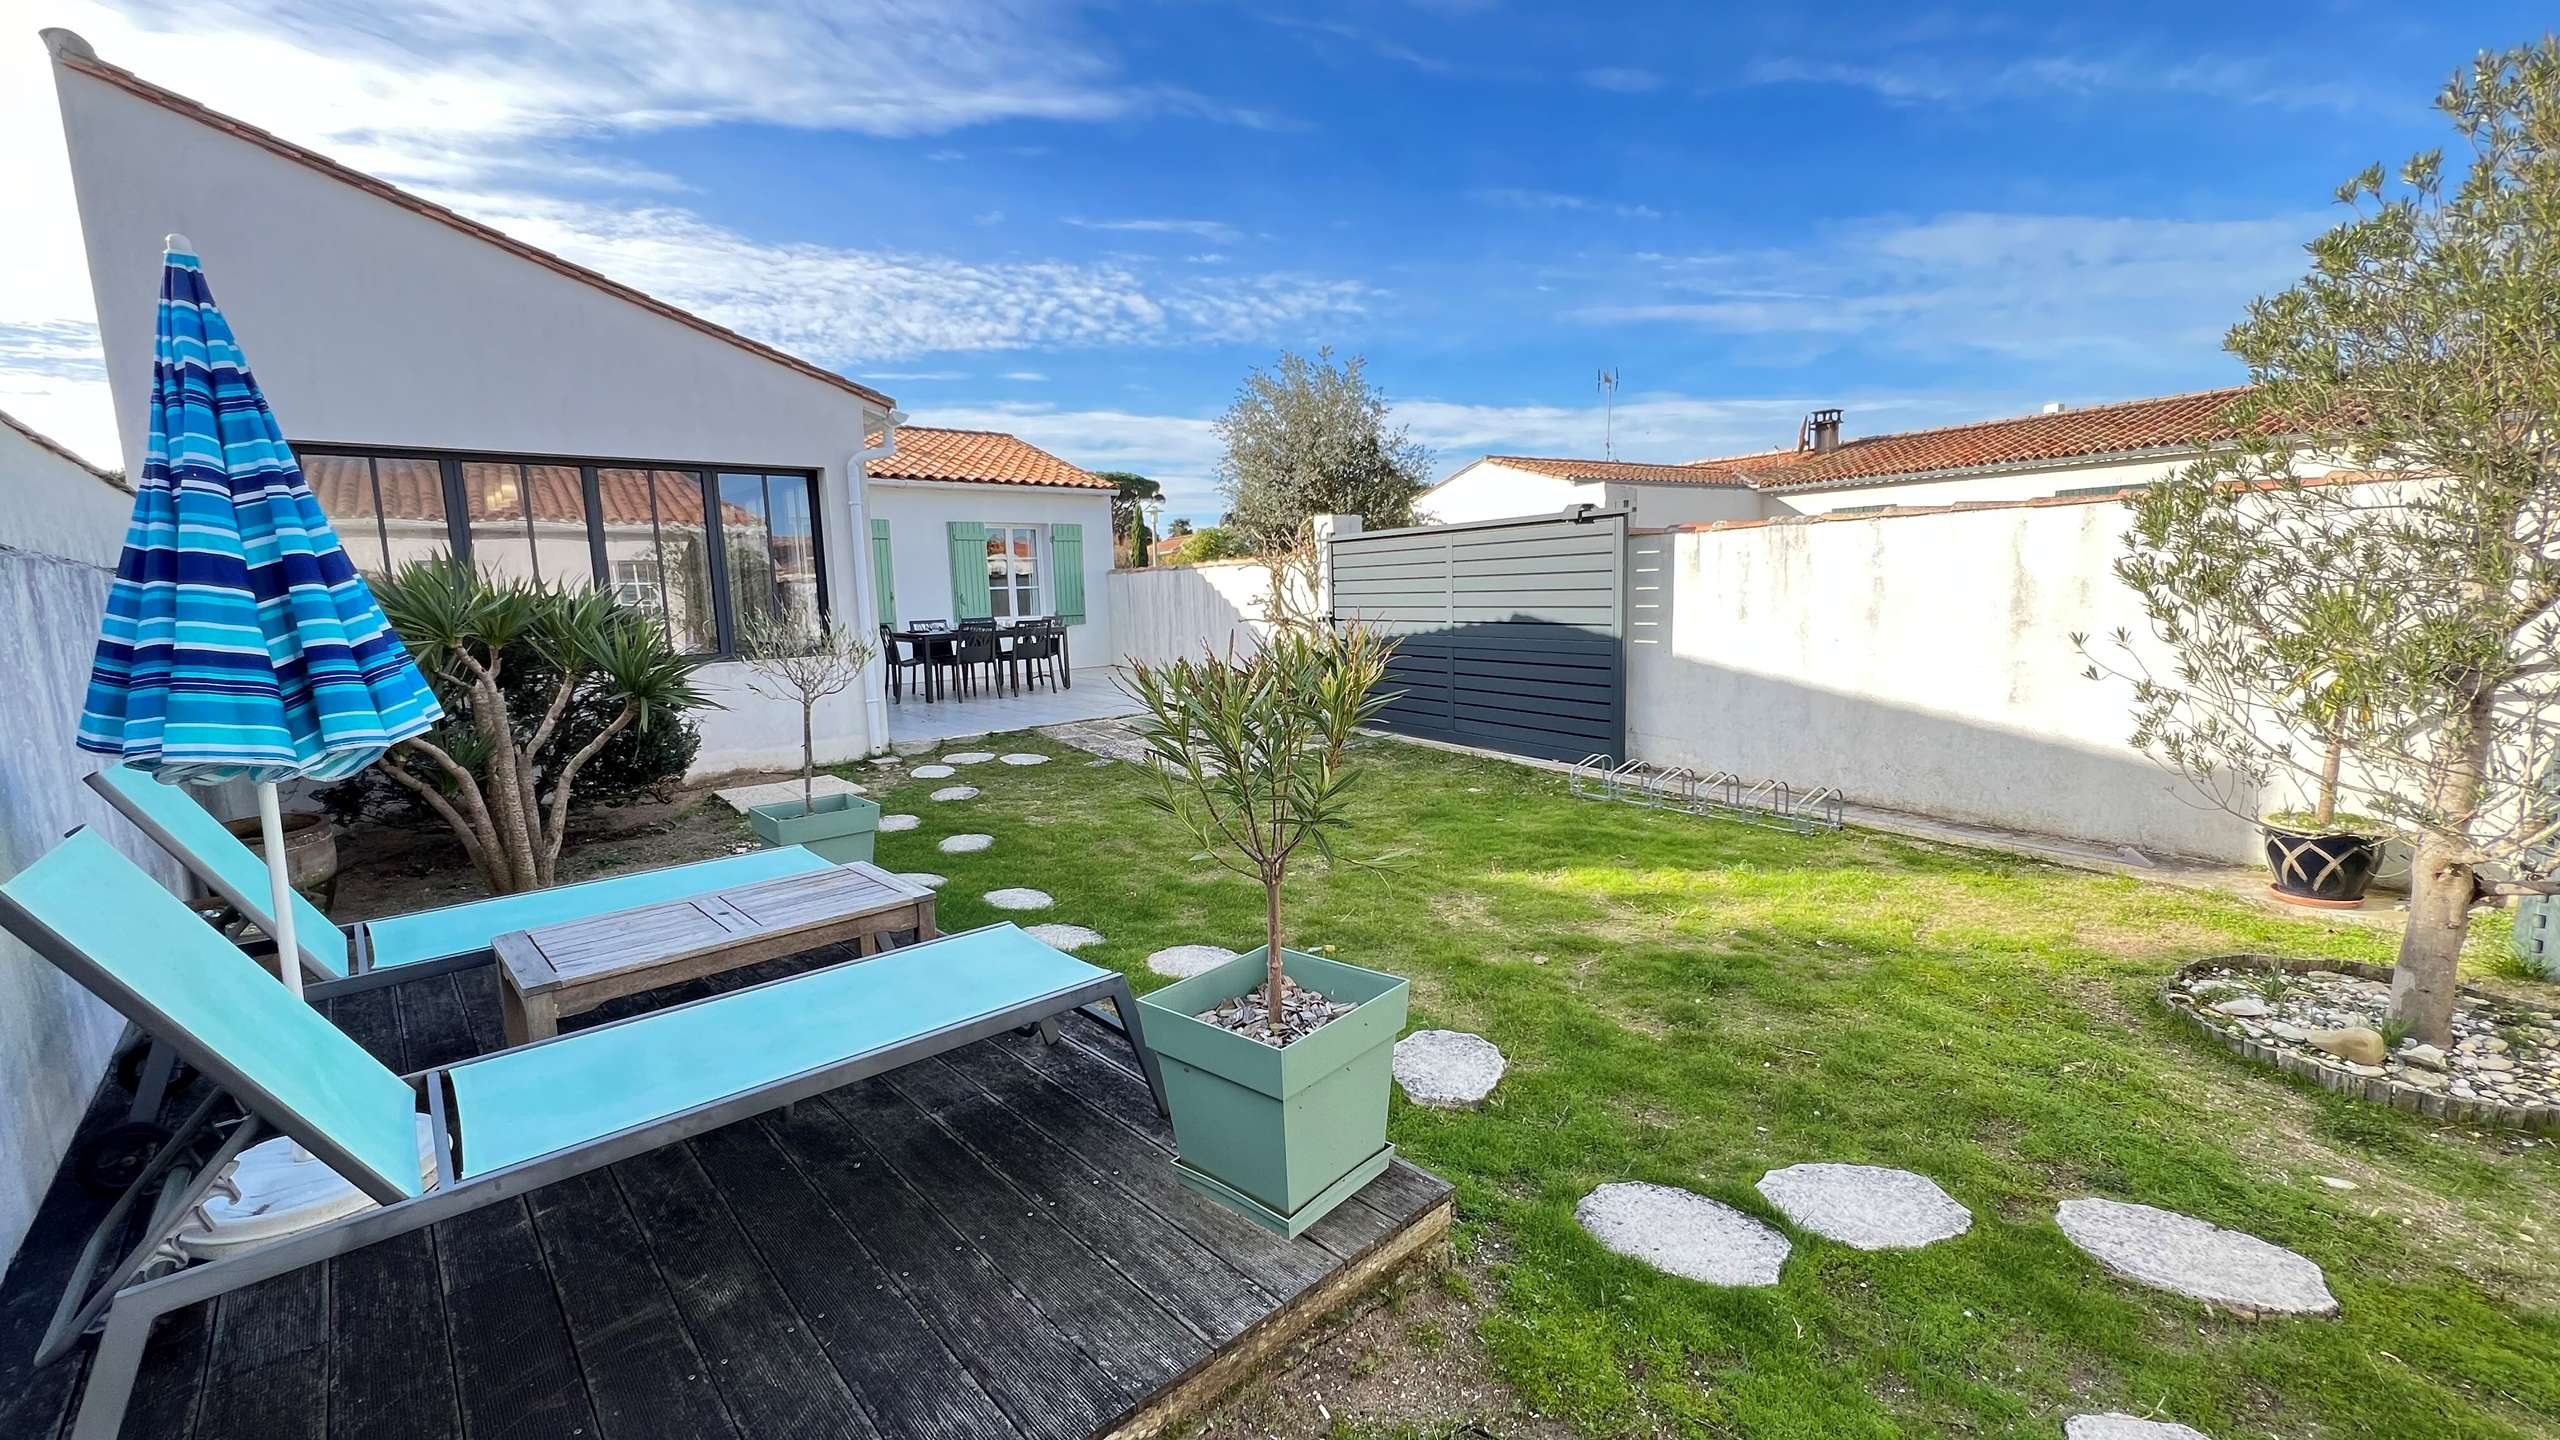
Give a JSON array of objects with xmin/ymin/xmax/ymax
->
[
  {"xmin": 88, "ymin": 761, "xmax": 837, "ymax": 990},
  {"xmin": 1, "ymin": 828, "xmax": 1165, "ymax": 1440}
]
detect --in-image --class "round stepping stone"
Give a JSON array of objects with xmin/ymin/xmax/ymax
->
[
  {"xmin": 2067, "ymin": 1416, "xmax": 2213, "ymax": 1440},
  {"xmin": 984, "ymin": 888, "xmax": 1053, "ymax": 911},
  {"xmin": 1575, "ymin": 1182, "xmax": 1790, "ymax": 1287},
  {"xmin": 938, "ymin": 833, "xmax": 994, "ymax": 854},
  {"xmin": 930, "ymin": 786, "xmax": 980, "ymax": 802},
  {"xmin": 2056, "ymin": 1198, "xmax": 2336, "ymax": 1317},
  {"xmin": 1024, "ymin": 923, "xmax": 1103, "ymax": 952},
  {"xmin": 1392, "ymin": 1030, "xmax": 1507, "ymax": 1109},
  {"xmin": 1000, "ymin": 752, "xmax": 1049, "ymax": 766},
  {"xmin": 912, "ymin": 764, "xmax": 956, "ymax": 779},
  {"xmin": 896, "ymin": 872, "xmax": 947, "ymax": 891},
  {"xmin": 943, "ymin": 751, "xmax": 995, "ymax": 765},
  {"xmin": 1147, "ymin": 944, "xmax": 1239, "ymax": 979},
  {"xmin": 876, "ymin": 814, "xmax": 919, "ymax": 833},
  {"xmin": 1755, "ymin": 1164, "xmax": 1972, "ymax": 1251}
]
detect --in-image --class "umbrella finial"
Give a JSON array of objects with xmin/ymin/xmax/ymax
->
[{"xmin": 165, "ymin": 232, "xmax": 194, "ymax": 254}]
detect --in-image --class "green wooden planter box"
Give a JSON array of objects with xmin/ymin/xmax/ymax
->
[
  {"xmin": 745, "ymin": 792, "xmax": 879, "ymax": 865},
  {"xmin": 1135, "ymin": 946, "xmax": 1408, "ymax": 1237}
]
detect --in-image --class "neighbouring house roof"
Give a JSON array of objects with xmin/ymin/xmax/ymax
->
[
  {"xmin": 864, "ymin": 427, "xmax": 1112, "ymax": 490},
  {"xmin": 44, "ymin": 31, "xmax": 895, "ymax": 414},
  {"xmin": 0, "ymin": 408, "xmax": 126, "ymax": 490},
  {"xmin": 1446, "ymin": 387, "xmax": 2272, "ymax": 499},
  {"xmin": 1727, "ymin": 387, "xmax": 2264, "ymax": 491},
  {"xmin": 1471, "ymin": 452, "xmax": 1787, "ymax": 487}
]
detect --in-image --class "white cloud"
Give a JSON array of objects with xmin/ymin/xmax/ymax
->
[
  {"xmin": 1471, "ymin": 188, "xmax": 1661, "ymax": 221},
  {"xmin": 0, "ymin": 3, "xmax": 1362, "ymax": 452},
  {"xmin": 415, "ymin": 190, "xmax": 1370, "ymax": 367},
  {"xmin": 1744, "ymin": 50, "xmax": 2374, "ymax": 114},
  {"xmin": 924, "ymin": 400, "xmax": 1227, "ymax": 512},
  {"xmin": 1581, "ymin": 211, "xmax": 2315, "ymax": 368},
  {"xmin": 1064, "ymin": 217, "xmax": 1245, "ymax": 245},
  {"xmin": 868, "ymin": 370, "xmax": 971, "ymax": 382},
  {"xmin": 999, "ymin": 371, "xmax": 1049, "ymax": 382}
]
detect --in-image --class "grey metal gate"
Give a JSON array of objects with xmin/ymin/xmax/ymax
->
[{"xmin": 1329, "ymin": 510, "xmax": 1625, "ymax": 763}]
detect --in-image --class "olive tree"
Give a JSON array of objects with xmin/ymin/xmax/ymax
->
[
  {"xmin": 738, "ymin": 612, "xmax": 875, "ymax": 816},
  {"xmin": 372, "ymin": 559, "xmax": 712, "ymax": 895},
  {"xmin": 1215, "ymin": 349, "xmax": 1430, "ymax": 553},
  {"xmin": 2090, "ymin": 39, "xmax": 2560, "ymax": 1044}
]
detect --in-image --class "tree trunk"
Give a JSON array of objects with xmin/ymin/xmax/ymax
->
[
  {"xmin": 2390, "ymin": 692, "xmax": 2494, "ymax": 1046},
  {"xmin": 802, "ymin": 703, "xmax": 816, "ymax": 815},
  {"xmin": 1264, "ymin": 872, "xmax": 1285, "ymax": 1039},
  {"xmin": 2315, "ymin": 730, "xmax": 2343, "ymax": 828},
  {"xmin": 2393, "ymin": 843, "xmax": 2474, "ymax": 1046}
]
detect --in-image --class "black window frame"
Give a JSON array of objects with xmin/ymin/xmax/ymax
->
[{"xmin": 290, "ymin": 441, "xmax": 826, "ymax": 661}]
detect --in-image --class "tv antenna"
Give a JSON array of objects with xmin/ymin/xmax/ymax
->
[{"xmin": 1597, "ymin": 367, "xmax": 1620, "ymax": 459}]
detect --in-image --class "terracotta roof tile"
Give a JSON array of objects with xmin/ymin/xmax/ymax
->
[
  {"xmin": 865, "ymin": 427, "xmax": 1111, "ymax": 489},
  {"xmin": 1476, "ymin": 452, "xmax": 1785, "ymax": 487},
  {"xmin": 1722, "ymin": 387, "xmax": 2265, "ymax": 490},
  {"xmin": 46, "ymin": 33, "xmax": 894, "ymax": 413}
]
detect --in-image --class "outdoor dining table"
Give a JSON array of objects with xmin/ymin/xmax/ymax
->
[{"xmin": 892, "ymin": 620, "xmax": 1071, "ymax": 702}]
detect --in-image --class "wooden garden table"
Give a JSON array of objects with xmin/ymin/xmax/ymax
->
[{"xmin": 492, "ymin": 862, "xmax": 937, "ymax": 1044}]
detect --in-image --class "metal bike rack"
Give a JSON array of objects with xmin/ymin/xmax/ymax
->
[{"xmin": 1570, "ymin": 754, "xmax": 1844, "ymax": 834}]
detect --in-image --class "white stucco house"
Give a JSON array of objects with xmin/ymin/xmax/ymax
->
[
  {"xmin": 1426, "ymin": 391, "xmax": 2346, "ymax": 527},
  {"xmin": 42, "ymin": 29, "xmax": 1114, "ymax": 774}
]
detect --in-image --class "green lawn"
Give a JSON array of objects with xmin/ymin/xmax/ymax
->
[{"xmin": 842, "ymin": 734, "xmax": 2560, "ymax": 1439}]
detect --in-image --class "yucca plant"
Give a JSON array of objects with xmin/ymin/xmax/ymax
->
[
  {"xmin": 371, "ymin": 558, "xmax": 713, "ymax": 894},
  {"xmin": 1123, "ymin": 624, "xmax": 1396, "ymax": 1038}
]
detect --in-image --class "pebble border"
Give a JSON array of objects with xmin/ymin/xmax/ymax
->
[{"xmin": 2160, "ymin": 954, "xmax": 2558, "ymax": 1133}]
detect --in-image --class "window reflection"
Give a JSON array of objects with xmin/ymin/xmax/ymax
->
[
  {"xmin": 300, "ymin": 453, "xmax": 382, "ymax": 574},
  {"xmin": 462, "ymin": 461, "xmax": 535, "ymax": 585}
]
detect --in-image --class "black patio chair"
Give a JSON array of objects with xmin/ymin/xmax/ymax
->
[
  {"xmin": 1007, "ymin": 621, "xmax": 1064, "ymax": 693},
  {"xmin": 937, "ymin": 628, "xmax": 1003, "ymax": 698},
  {"xmin": 880, "ymin": 624, "xmax": 929, "ymax": 703}
]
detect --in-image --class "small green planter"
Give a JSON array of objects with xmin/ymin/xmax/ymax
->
[
  {"xmin": 745, "ymin": 791, "xmax": 880, "ymax": 865},
  {"xmin": 1135, "ymin": 946, "xmax": 1408, "ymax": 1237}
]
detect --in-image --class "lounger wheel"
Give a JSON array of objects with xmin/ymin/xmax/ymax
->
[{"xmin": 77, "ymin": 1121, "xmax": 173, "ymax": 1196}]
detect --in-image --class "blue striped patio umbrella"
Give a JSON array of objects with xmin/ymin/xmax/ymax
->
[{"xmin": 77, "ymin": 236, "xmax": 442, "ymax": 995}]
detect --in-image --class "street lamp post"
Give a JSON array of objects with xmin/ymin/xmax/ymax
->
[{"xmin": 1142, "ymin": 495, "xmax": 1166, "ymax": 567}]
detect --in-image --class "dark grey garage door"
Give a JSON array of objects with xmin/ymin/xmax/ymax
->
[{"xmin": 1329, "ymin": 510, "xmax": 1625, "ymax": 763}]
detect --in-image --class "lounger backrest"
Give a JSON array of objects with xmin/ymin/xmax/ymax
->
[
  {"xmin": 86, "ymin": 763, "xmax": 350, "ymax": 979},
  {"xmin": 0, "ymin": 830, "xmax": 422, "ymax": 1203}
]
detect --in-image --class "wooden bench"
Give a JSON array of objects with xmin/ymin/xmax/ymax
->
[{"xmin": 492, "ymin": 862, "xmax": 937, "ymax": 1043}]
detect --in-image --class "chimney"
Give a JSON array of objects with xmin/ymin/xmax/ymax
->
[
  {"xmin": 2041, "ymin": 401, "xmax": 2067, "ymax": 415},
  {"xmin": 1801, "ymin": 408, "xmax": 1843, "ymax": 454}
]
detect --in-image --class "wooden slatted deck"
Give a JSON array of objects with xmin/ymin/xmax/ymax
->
[{"xmin": 0, "ymin": 950, "xmax": 1452, "ymax": 1440}]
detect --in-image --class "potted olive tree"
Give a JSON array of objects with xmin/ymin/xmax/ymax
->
[
  {"xmin": 1125, "ymin": 625, "xmax": 1406, "ymax": 1236},
  {"xmin": 2256, "ymin": 596, "xmax": 2393, "ymax": 907},
  {"xmin": 738, "ymin": 612, "xmax": 880, "ymax": 864}
]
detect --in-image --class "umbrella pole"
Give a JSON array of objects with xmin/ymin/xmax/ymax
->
[{"xmin": 254, "ymin": 781, "xmax": 303, "ymax": 999}]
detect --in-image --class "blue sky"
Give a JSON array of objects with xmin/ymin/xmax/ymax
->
[{"xmin": 2, "ymin": 1, "xmax": 2544, "ymax": 523}]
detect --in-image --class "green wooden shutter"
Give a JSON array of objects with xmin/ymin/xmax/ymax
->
[
  {"xmin": 868, "ymin": 517, "xmax": 896, "ymax": 625},
  {"xmin": 947, "ymin": 520, "xmax": 991, "ymax": 620},
  {"xmin": 1050, "ymin": 522, "xmax": 1085, "ymax": 624}
]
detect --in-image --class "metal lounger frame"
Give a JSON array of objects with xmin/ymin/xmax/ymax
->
[{"xmin": 6, "ymin": 902, "xmax": 1168, "ymax": 1440}]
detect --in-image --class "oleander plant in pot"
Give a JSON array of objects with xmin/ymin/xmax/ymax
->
[
  {"xmin": 1124, "ymin": 624, "xmax": 1406, "ymax": 1236},
  {"xmin": 737, "ymin": 611, "xmax": 880, "ymax": 864}
]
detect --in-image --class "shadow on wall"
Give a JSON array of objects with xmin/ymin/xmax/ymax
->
[
  {"xmin": 1627, "ymin": 652, "xmax": 2258, "ymax": 863},
  {"xmin": 1106, "ymin": 561, "xmax": 1281, "ymax": 668}
]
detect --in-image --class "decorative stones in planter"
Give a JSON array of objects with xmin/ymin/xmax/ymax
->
[
  {"xmin": 2163, "ymin": 955, "xmax": 2560, "ymax": 1131},
  {"xmin": 2258, "ymin": 821, "xmax": 2383, "ymax": 908}
]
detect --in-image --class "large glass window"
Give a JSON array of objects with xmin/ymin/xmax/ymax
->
[
  {"xmin": 718, "ymin": 471, "xmax": 824, "ymax": 633},
  {"xmin": 294, "ymin": 446, "xmax": 820, "ymax": 657},
  {"xmin": 984, "ymin": 524, "xmax": 1040, "ymax": 619}
]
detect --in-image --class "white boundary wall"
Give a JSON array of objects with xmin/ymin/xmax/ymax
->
[
  {"xmin": 0, "ymin": 421, "xmax": 208, "ymax": 1268},
  {"xmin": 1105, "ymin": 561, "xmax": 1282, "ymax": 668},
  {"xmin": 1627, "ymin": 494, "xmax": 2264, "ymax": 862}
]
